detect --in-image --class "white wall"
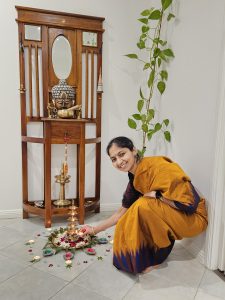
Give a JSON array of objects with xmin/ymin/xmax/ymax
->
[{"xmin": 0, "ymin": 0, "xmax": 224, "ymax": 261}]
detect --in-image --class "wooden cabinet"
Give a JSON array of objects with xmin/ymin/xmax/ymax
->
[{"xmin": 16, "ymin": 6, "xmax": 104, "ymax": 227}]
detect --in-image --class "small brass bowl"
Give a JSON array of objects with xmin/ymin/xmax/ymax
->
[{"xmin": 57, "ymin": 109, "xmax": 74, "ymax": 118}]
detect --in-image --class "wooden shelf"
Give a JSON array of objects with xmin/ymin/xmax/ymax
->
[{"xmin": 17, "ymin": 6, "xmax": 104, "ymax": 228}]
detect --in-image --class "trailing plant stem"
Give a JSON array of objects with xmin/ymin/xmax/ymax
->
[{"xmin": 142, "ymin": 11, "xmax": 163, "ymax": 150}]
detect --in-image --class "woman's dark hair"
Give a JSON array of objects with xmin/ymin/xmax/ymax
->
[{"xmin": 106, "ymin": 136, "xmax": 135, "ymax": 155}]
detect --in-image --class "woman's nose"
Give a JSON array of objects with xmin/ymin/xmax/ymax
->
[{"xmin": 116, "ymin": 157, "xmax": 123, "ymax": 166}]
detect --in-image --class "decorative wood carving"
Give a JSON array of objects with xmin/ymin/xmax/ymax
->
[{"xmin": 16, "ymin": 6, "xmax": 104, "ymax": 227}]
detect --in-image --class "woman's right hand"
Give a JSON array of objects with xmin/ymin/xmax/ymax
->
[{"xmin": 78, "ymin": 225, "xmax": 95, "ymax": 236}]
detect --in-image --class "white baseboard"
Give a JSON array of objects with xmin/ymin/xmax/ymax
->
[
  {"xmin": 100, "ymin": 203, "xmax": 120, "ymax": 212},
  {"xmin": 0, "ymin": 209, "xmax": 22, "ymax": 219}
]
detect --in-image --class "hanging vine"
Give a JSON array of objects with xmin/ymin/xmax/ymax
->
[{"xmin": 126, "ymin": 0, "xmax": 175, "ymax": 156}]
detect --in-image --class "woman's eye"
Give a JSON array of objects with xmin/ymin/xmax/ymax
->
[
  {"xmin": 111, "ymin": 158, "xmax": 116, "ymax": 163},
  {"xmin": 119, "ymin": 152, "xmax": 125, "ymax": 157}
]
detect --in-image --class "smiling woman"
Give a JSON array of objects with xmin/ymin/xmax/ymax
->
[{"xmin": 80, "ymin": 136, "xmax": 208, "ymax": 274}]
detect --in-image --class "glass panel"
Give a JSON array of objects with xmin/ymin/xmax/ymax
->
[
  {"xmin": 25, "ymin": 25, "xmax": 41, "ymax": 41},
  {"xmin": 52, "ymin": 35, "xmax": 72, "ymax": 80},
  {"xmin": 82, "ymin": 32, "xmax": 97, "ymax": 47}
]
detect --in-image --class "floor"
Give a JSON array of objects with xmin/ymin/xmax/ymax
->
[{"xmin": 0, "ymin": 211, "xmax": 224, "ymax": 300}]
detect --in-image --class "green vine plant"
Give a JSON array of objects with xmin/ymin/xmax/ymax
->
[{"xmin": 126, "ymin": 0, "xmax": 175, "ymax": 156}]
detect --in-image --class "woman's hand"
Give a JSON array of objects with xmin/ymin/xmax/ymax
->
[
  {"xmin": 78, "ymin": 225, "xmax": 95, "ymax": 236},
  {"xmin": 143, "ymin": 191, "xmax": 156, "ymax": 198}
]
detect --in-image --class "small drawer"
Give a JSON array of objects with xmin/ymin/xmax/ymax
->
[{"xmin": 50, "ymin": 122, "xmax": 83, "ymax": 144}]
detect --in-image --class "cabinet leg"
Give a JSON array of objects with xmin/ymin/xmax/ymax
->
[
  {"xmin": 23, "ymin": 210, "xmax": 29, "ymax": 219},
  {"xmin": 45, "ymin": 218, "xmax": 52, "ymax": 228}
]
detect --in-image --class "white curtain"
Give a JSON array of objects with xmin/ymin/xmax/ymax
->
[{"xmin": 205, "ymin": 30, "xmax": 225, "ymax": 271}]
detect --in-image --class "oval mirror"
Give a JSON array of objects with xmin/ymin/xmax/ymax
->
[{"xmin": 52, "ymin": 35, "xmax": 72, "ymax": 80}]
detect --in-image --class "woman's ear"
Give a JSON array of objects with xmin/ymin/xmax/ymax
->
[{"xmin": 133, "ymin": 147, "xmax": 138, "ymax": 156}]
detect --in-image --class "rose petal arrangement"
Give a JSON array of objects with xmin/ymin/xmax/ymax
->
[{"xmin": 26, "ymin": 227, "xmax": 112, "ymax": 268}]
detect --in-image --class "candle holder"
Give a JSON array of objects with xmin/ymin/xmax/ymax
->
[
  {"xmin": 67, "ymin": 200, "xmax": 79, "ymax": 240},
  {"xmin": 53, "ymin": 162, "xmax": 71, "ymax": 206}
]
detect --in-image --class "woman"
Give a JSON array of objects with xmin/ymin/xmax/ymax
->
[{"xmin": 81, "ymin": 136, "xmax": 208, "ymax": 274}]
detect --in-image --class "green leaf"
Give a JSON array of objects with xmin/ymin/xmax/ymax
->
[
  {"xmin": 147, "ymin": 109, "xmax": 155, "ymax": 122},
  {"xmin": 143, "ymin": 63, "xmax": 151, "ymax": 70},
  {"xmin": 159, "ymin": 39, "xmax": 167, "ymax": 46},
  {"xmin": 153, "ymin": 38, "xmax": 159, "ymax": 44},
  {"xmin": 157, "ymin": 81, "xmax": 166, "ymax": 94},
  {"xmin": 162, "ymin": 48, "xmax": 175, "ymax": 57},
  {"xmin": 141, "ymin": 114, "xmax": 146, "ymax": 122},
  {"xmin": 151, "ymin": 60, "xmax": 156, "ymax": 66},
  {"xmin": 138, "ymin": 18, "xmax": 148, "ymax": 24},
  {"xmin": 154, "ymin": 123, "xmax": 162, "ymax": 132},
  {"xmin": 163, "ymin": 119, "xmax": 169, "ymax": 126},
  {"xmin": 137, "ymin": 40, "xmax": 145, "ymax": 49},
  {"xmin": 141, "ymin": 9, "xmax": 151, "ymax": 16},
  {"xmin": 161, "ymin": 0, "xmax": 172, "ymax": 11},
  {"xmin": 142, "ymin": 26, "xmax": 150, "ymax": 33},
  {"xmin": 159, "ymin": 52, "xmax": 167, "ymax": 62},
  {"xmin": 125, "ymin": 53, "xmax": 138, "ymax": 59},
  {"xmin": 153, "ymin": 47, "xmax": 161, "ymax": 58},
  {"xmin": 138, "ymin": 148, "xmax": 146, "ymax": 158},
  {"xmin": 140, "ymin": 33, "xmax": 147, "ymax": 40},
  {"xmin": 142, "ymin": 124, "xmax": 148, "ymax": 133},
  {"xmin": 160, "ymin": 70, "xmax": 168, "ymax": 81},
  {"xmin": 149, "ymin": 10, "xmax": 161, "ymax": 20},
  {"xmin": 140, "ymin": 88, "xmax": 144, "ymax": 99},
  {"xmin": 164, "ymin": 130, "xmax": 171, "ymax": 141},
  {"xmin": 148, "ymin": 70, "xmax": 155, "ymax": 88},
  {"xmin": 132, "ymin": 113, "xmax": 142, "ymax": 120},
  {"xmin": 128, "ymin": 118, "xmax": 137, "ymax": 129},
  {"xmin": 137, "ymin": 99, "xmax": 144, "ymax": 112},
  {"xmin": 147, "ymin": 130, "xmax": 154, "ymax": 140},
  {"xmin": 158, "ymin": 58, "xmax": 162, "ymax": 67},
  {"xmin": 167, "ymin": 13, "xmax": 175, "ymax": 21}
]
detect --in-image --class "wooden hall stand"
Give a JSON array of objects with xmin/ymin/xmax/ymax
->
[{"xmin": 16, "ymin": 6, "xmax": 104, "ymax": 227}]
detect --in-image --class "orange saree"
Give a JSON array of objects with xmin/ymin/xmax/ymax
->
[{"xmin": 113, "ymin": 157, "xmax": 208, "ymax": 274}]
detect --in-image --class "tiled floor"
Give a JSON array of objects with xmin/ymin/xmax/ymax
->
[{"xmin": 0, "ymin": 212, "xmax": 224, "ymax": 300}]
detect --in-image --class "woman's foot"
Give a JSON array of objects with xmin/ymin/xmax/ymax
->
[{"xmin": 141, "ymin": 264, "xmax": 159, "ymax": 274}]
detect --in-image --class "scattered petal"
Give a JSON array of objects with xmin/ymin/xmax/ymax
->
[
  {"xmin": 30, "ymin": 256, "xmax": 41, "ymax": 263},
  {"xmin": 85, "ymin": 248, "xmax": 96, "ymax": 255},
  {"xmin": 65, "ymin": 260, "xmax": 72, "ymax": 269},
  {"xmin": 25, "ymin": 239, "xmax": 35, "ymax": 245},
  {"xmin": 63, "ymin": 251, "xmax": 74, "ymax": 260}
]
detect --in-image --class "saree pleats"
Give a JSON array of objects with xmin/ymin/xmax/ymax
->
[{"xmin": 113, "ymin": 197, "xmax": 207, "ymax": 274}]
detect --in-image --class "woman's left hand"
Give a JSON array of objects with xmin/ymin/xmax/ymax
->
[{"xmin": 143, "ymin": 191, "xmax": 156, "ymax": 198}]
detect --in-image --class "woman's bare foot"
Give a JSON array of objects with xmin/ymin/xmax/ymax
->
[{"xmin": 141, "ymin": 264, "xmax": 159, "ymax": 274}]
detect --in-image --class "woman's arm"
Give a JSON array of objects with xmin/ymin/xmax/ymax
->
[
  {"xmin": 80, "ymin": 206, "xmax": 128, "ymax": 235},
  {"xmin": 144, "ymin": 191, "xmax": 178, "ymax": 209}
]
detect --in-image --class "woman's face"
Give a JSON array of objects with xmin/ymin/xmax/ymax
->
[{"xmin": 108, "ymin": 143, "xmax": 137, "ymax": 173}]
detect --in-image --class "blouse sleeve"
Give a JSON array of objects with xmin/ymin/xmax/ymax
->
[{"xmin": 122, "ymin": 173, "xmax": 142, "ymax": 208}]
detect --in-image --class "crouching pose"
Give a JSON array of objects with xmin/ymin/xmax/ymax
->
[{"xmin": 81, "ymin": 136, "xmax": 208, "ymax": 274}]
